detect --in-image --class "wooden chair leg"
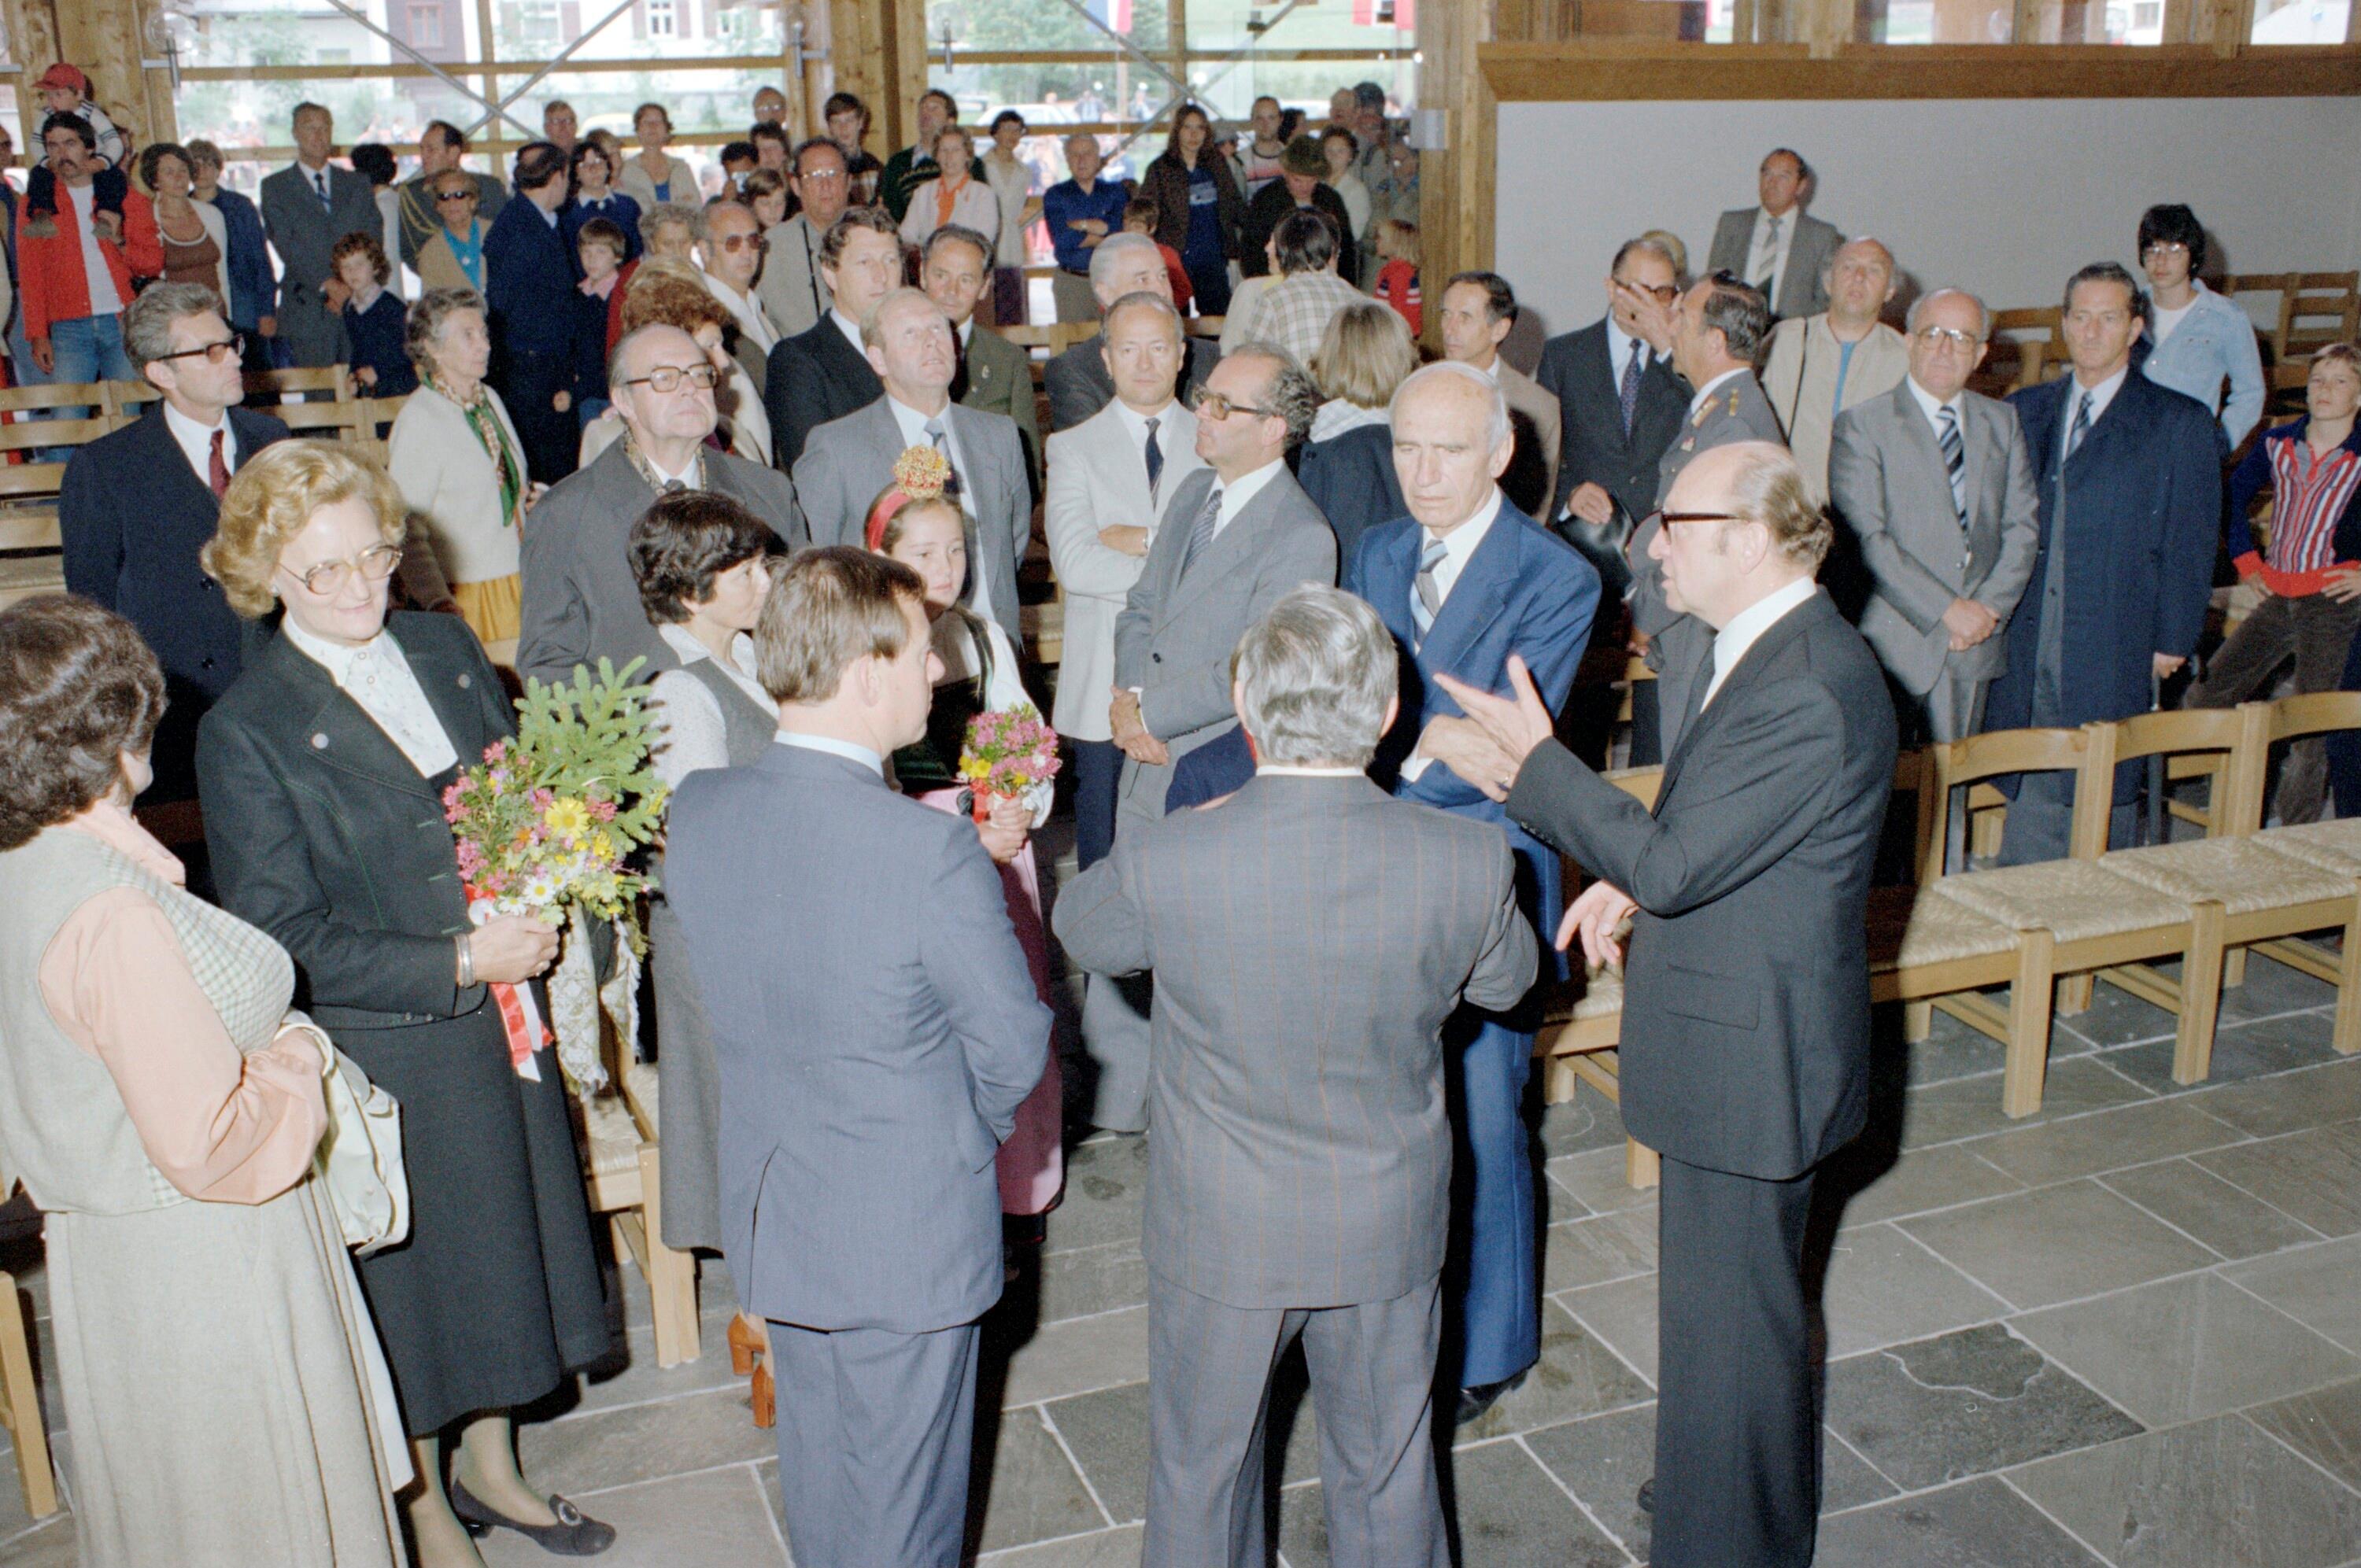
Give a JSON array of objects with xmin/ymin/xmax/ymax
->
[
  {"xmin": 2333, "ymin": 896, "xmax": 2361, "ymax": 1057},
  {"xmin": 0, "ymin": 1275, "xmax": 58, "ymax": 1521},
  {"xmin": 2002, "ymin": 929, "xmax": 2058, "ymax": 1119},
  {"xmin": 2223, "ymin": 946, "xmax": 2249, "ymax": 989},
  {"xmin": 1624, "ymin": 1138, "xmax": 1661, "ymax": 1190},
  {"xmin": 2171, "ymin": 902, "xmax": 2228, "ymax": 1087},
  {"xmin": 2057, "ymin": 972, "xmax": 2095, "ymax": 1016},
  {"xmin": 1544, "ymin": 1057, "xmax": 1579, "ymax": 1105},
  {"xmin": 637, "ymin": 1142, "xmax": 701, "ymax": 1369}
]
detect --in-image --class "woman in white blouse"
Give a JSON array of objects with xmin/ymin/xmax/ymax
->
[
  {"xmin": 629, "ymin": 492, "xmax": 782, "ymax": 1419},
  {"xmin": 616, "ymin": 102, "xmax": 698, "ymax": 213},
  {"xmin": 897, "ymin": 125, "xmax": 1000, "ymax": 254},
  {"xmin": 386, "ymin": 287, "xmax": 536, "ymax": 653},
  {"xmin": 980, "ymin": 111, "xmax": 1034, "ymax": 326}
]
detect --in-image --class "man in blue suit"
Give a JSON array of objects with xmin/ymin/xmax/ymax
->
[
  {"xmin": 1346, "ymin": 360, "xmax": 1601, "ymax": 1423},
  {"xmin": 485, "ymin": 140, "xmax": 585, "ymax": 484},
  {"xmin": 1985, "ymin": 262, "xmax": 2221, "ymax": 863}
]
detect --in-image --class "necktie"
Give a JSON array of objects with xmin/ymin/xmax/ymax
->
[
  {"xmin": 207, "ymin": 429, "xmax": 230, "ymax": 499},
  {"xmin": 661, "ymin": 479, "xmax": 685, "ymax": 495},
  {"xmin": 1618, "ymin": 340, "xmax": 1644, "ymax": 440},
  {"xmin": 1411, "ymin": 535, "xmax": 1447, "ymax": 646},
  {"xmin": 2064, "ymin": 390, "xmax": 2093, "ymax": 466},
  {"xmin": 1755, "ymin": 213, "xmax": 1782, "ymax": 293},
  {"xmin": 925, "ymin": 416, "xmax": 960, "ymax": 494},
  {"xmin": 312, "ymin": 168, "xmax": 331, "ymax": 210},
  {"xmin": 1937, "ymin": 405, "xmax": 1968, "ymax": 528},
  {"xmin": 1180, "ymin": 485, "xmax": 1223, "ymax": 578},
  {"xmin": 1143, "ymin": 416, "xmax": 1164, "ymax": 498}
]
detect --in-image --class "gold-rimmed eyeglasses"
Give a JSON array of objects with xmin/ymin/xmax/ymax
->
[
  {"xmin": 624, "ymin": 363, "xmax": 722, "ymax": 393},
  {"xmin": 1188, "ymin": 384, "xmax": 1273, "ymax": 422},
  {"xmin": 279, "ymin": 544, "xmax": 403, "ymax": 596}
]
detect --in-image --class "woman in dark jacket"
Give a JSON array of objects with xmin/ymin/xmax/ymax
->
[
  {"xmin": 194, "ymin": 440, "xmax": 617, "ymax": 1568},
  {"xmin": 1298, "ymin": 299, "xmax": 1417, "ymax": 563},
  {"xmin": 1140, "ymin": 103, "xmax": 1243, "ymax": 317}
]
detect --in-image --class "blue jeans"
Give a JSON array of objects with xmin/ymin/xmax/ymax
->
[{"xmin": 40, "ymin": 314, "xmax": 135, "ymax": 457}]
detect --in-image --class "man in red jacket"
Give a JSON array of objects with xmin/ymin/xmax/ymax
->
[{"xmin": 20, "ymin": 113, "xmax": 162, "ymax": 384}]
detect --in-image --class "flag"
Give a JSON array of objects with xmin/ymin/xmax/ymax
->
[{"xmin": 1087, "ymin": 0, "xmax": 1135, "ymax": 28}]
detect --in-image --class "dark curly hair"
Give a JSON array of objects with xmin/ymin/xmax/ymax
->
[
  {"xmin": 0, "ymin": 596, "xmax": 167, "ymax": 851},
  {"xmin": 630, "ymin": 492, "xmax": 784, "ymax": 625}
]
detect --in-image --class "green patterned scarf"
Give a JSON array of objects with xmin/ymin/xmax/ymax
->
[{"xmin": 429, "ymin": 373, "xmax": 525, "ymax": 530}]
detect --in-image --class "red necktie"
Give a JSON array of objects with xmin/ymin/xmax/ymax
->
[{"xmin": 208, "ymin": 430, "xmax": 230, "ymax": 500}]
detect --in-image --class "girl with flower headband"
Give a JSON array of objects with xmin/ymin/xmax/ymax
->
[{"xmin": 867, "ymin": 445, "xmax": 1066, "ymax": 1248}]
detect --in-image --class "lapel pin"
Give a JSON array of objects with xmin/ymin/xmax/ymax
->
[
  {"xmin": 456, "ymin": 673, "xmax": 473, "ymax": 689},
  {"xmin": 312, "ymin": 732, "xmax": 331, "ymax": 749}
]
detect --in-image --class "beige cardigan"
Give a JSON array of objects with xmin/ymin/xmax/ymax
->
[
  {"xmin": 415, "ymin": 227, "xmax": 483, "ymax": 296},
  {"xmin": 1761, "ymin": 315, "xmax": 1912, "ymax": 503},
  {"xmin": 388, "ymin": 382, "xmax": 528, "ymax": 585},
  {"xmin": 616, "ymin": 152, "xmax": 700, "ymax": 216}
]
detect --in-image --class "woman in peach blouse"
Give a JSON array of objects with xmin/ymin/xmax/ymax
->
[{"xmin": 0, "ymin": 595, "xmax": 407, "ymax": 1568}]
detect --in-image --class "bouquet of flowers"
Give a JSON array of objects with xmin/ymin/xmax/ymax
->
[
  {"xmin": 958, "ymin": 703, "xmax": 1061, "ymax": 825},
  {"xmin": 442, "ymin": 657, "xmax": 667, "ymax": 1095}
]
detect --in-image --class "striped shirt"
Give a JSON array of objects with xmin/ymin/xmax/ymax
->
[{"xmin": 2233, "ymin": 423, "xmax": 2361, "ymax": 596}]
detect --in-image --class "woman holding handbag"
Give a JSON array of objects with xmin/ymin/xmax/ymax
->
[{"xmin": 0, "ymin": 593, "xmax": 408, "ymax": 1568}]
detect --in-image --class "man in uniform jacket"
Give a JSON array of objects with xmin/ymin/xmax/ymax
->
[
  {"xmin": 1344, "ymin": 363, "xmax": 1598, "ymax": 1423},
  {"xmin": 1537, "ymin": 238, "xmax": 1690, "ymax": 598},
  {"xmin": 793, "ymin": 290, "xmax": 1030, "ymax": 647},
  {"xmin": 1427, "ymin": 441, "xmax": 1897, "ymax": 1568},
  {"xmin": 1625, "ymin": 273, "xmax": 1785, "ymax": 762},
  {"xmin": 1057, "ymin": 586, "xmax": 1536, "ymax": 1567},
  {"xmin": 666, "ymin": 548, "xmax": 1048, "ymax": 1568},
  {"xmin": 394, "ymin": 120, "xmax": 507, "ymax": 272},
  {"xmin": 1704, "ymin": 148, "xmax": 1842, "ymax": 321},
  {"xmin": 1044, "ymin": 233, "xmax": 1221, "ymax": 433},
  {"xmin": 1088, "ymin": 347, "xmax": 1336, "ymax": 1133},
  {"xmin": 764, "ymin": 207, "xmax": 899, "ymax": 468},
  {"xmin": 918, "ymin": 223, "xmax": 1043, "ymax": 498},
  {"xmin": 483, "ymin": 142, "xmax": 584, "ymax": 485},
  {"xmin": 258, "ymin": 102, "xmax": 382, "ymax": 367},
  {"xmin": 1985, "ymin": 262, "xmax": 2221, "ymax": 863},
  {"xmin": 1827, "ymin": 288, "xmax": 2040, "ymax": 744},
  {"xmin": 519, "ymin": 323, "xmax": 807, "ymax": 690}
]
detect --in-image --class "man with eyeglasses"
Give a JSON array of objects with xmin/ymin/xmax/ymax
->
[
  {"xmin": 1536, "ymin": 238, "xmax": 1690, "ymax": 599},
  {"xmin": 695, "ymin": 197, "xmax": 779, "ymax": 395},
  {"xmin": 1982, "ymin": 261, "xmax": 2220, "ymax": 864},
  {"xmin": 519, "ymin": 323, "xmax": 807, "ymax": 690},
  {"xmin": 1760, "ymin": 237, "xmax": 1909, "ymax": 503},
  {"xmin": 755, "ymin": 138, "xmax": 851, "ymax": 341},
  {"xmin": 1827, "ymin": 288, "xmax": 2039, "ymax": 751}
]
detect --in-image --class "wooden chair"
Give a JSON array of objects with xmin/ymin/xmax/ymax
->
[
  {"xmin": 105, "ymin": 379, "xmax": 161, "ymax": 426},
  {"xmin": 2272, "ymin": 273, "xmax": 2359, "ymax": 361},
  {"xmin": 996, "ymin": 324, "xmax": 1056, "ymax": 351},
  {"xmin": 1982, "ymin": 307, "xmax": 2064, "ymax": 395},
  {"xmin": 244, "ymin": 364, "xmax": 349, "ymax": 404},
  {"xmin": 0, "ymin": 556, "xmax": 65, "ymax": 611},
  {"xmin": 0, "ymin": 380, "xmax": 116, "ymax": 425},
  {"xmin": 1047, "ymin": 322, "xmax": 1099, "ymax": 357},
  {"xmin": 578, "ymin": 1065, "xmax": 700, "ymax": 1367},
  {"xmin": 0, "ymin": 1271, "xmax": 58, "ymax": 1520}
]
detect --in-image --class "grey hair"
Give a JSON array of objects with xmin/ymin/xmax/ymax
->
[
  {"xmin": 1101, "ymin": 290, "xmax": 1184, "ymax": 345},
  {"xmin": 1226, "ymin": 341, "xmax": 1321, "ymax": 449},
  {"xmin": 607, "ymin": 320, "xmax": 696, "ymax": 390},
  {"xmin": 1232, "ymin": 585, "xmax": 1398, "ymax": 769},
  {"xmin": 641, "ymin": 201, "xmax": 700, "ymax": 247},
  {"xmin": 923, "ymin": 223, "xmax": 994, "ymax": 270},
  {"xmin": 1390, "ymin": 360, "xmax": 1512, "ymax": 453},
  {"xmin": 1089, "ymin": 231, "xmax": 1162, "ymax": 297},
  {"xmin": 1906, "ymin": 287, "xmax": 1993, "ymax": 342},
  {"xmin": 124, "ymin": 282, "xmax": 227, "ymax": 375},
  {"xmin": 1609, "ymin": 235, "xmax": 1678, "ymax": 279},
  {"xmin": 860, "ymin": 286, "xmax": 948, "ymax": 350},
  {"xmin": 405, "ymin": 286, "xmax": 486, "ymax": 373}
]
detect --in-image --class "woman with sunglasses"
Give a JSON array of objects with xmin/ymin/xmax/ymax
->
[
  {"xmin": 197, "ymin": 439, "xmax": 619, "ymax": 1568},
  {"xmin": 415, "ymin": 169, "xmax": 486, "ymax": 294}
]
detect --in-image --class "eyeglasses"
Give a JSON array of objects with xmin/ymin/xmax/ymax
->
[
  {"xmin": 624, "ymin": 363, "xmax": 721, "ymax": 393},
  {"xmin": 713, "ymin": 232, "xmax": 766, "ymax": 253},
  {"xmin": 2141, "ymin": 242, "xmax": 2190, "ymax": 259},
  {"xmin": 280, "ymin": 543, "xmax": 402, "ymax": 596},
  {"xmin": 797, "ymin": 168, "xmax": 847, "ymax": 184},
  {"xmin": 435, "ymin": 188, "xmax": 478, "ymax": 203},
  {"xmin": 1614, "ymin": 278, "xmax": 1679, "ymax": 304},
  {"xmin": 1914, "ymin": 326, "xmax": 1981, "ymax": 350},
  {"xmin": 155, "ymin": 331, "xmax": 246, "ymax": 365},
  {"xmin": 1188, "ymin": 385, "xmax": 1274, "ymax": 422}
]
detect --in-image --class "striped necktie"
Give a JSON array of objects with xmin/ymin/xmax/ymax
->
[
  {"xmin": 312, "ymin": 168, "xmax": 331, "ymax": 210},
  {"xmin": 1754, "ymin": 213, "xmax": 1782, "ymax": 294},
  {"xmin": 1937, "ymin": 405, "xmax": 1968, "ymax": 526},
  {"xmin": 1411, "ymin": 535, "xmax": 1447, "ymax": 646},
  {"xmin": 2064, "ymin": 390, "xmax": 2094, "ymax": 466},
  {"xmin": 1180, "ymin": 485, "xmax": 1222, "ymax": 578}
]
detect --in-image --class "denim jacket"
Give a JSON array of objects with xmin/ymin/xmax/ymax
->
[{"xmin": 2141, "ymin": 280, "xmax": 2265, "ymax": 452}]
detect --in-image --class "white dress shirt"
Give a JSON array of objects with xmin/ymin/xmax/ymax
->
[
  {"xmin": 162, "ymin": 399, "xmax": 235, "ymax": 488},
  {"xmin": 830, "ymin": 308, "xmax": 866, "ymax": 359},
  {"xmin": 1110, "ymin": 396, "xmax": 1179, "ymax": 510},
  {"xmin": 1745, "ymin": 205, "xmax": 1798, "ymax": 295},
  {"xmin": 64, "ymin": 183, "xmax": 123, "ymax": 316},
  {"xmin": 1210, "ymin": 457, "xmax": 1286, "ymax": 541},
  {"xmin": 888, "ymin": 395, "xmax": 996, "ymax": 625},
  {"xmin": 774, "ymin": 729, "xmax": 884, "ymax": 776},
  {"xmin": 1606, "ymin": 327, "xmax": 1653, "ymax": 388},
  {"xmin": 1701, "ymin": 577, "xmax": 1820, "ymax": 710},
  {"xmin": 282, "ymin": 618, "xmax": 460, "ymax": 777},
  {"xmin": 707, "ymin": 274, "xmax": 779, "ymax": 355},
  {"xmin": 1904, "ymin": 374, "xmax": 1963, "ymax": 438},
  {"xmin": 648, "ymin": 623, "xmax": 774, "ymax": 788},
  {"xmin": 1686, "ymin": 366, "xmax": 1750, "ymax": 424},
  {"xmin": 1400, "ymin": 488, "xmax": 1506, "ymax": 782}
]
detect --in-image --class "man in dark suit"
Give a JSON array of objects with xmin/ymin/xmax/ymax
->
[
  {"xmin": 920, "ymin": 223, "xmax": 1044, "ymax": 498},
  {"xmin": 1704, "ymin": 149, "xmax": 1842, "ymax": 321},
  {"xmin": 656, "ymin": 548, "xmax": 1051, "ymax": 1568},
  {"xmin": 257, "ymin": 102, "xmax": 381, "ymax": 367},
  {"xmin": 1044, "ymin": 233, "xmax": 1221, "ymax": 433},
  {"xmin": 61, "ymin": 283, "xmax": 286, "ymax": 806},
  {"xmin": 1986, "ymin": 262, "xmax": 2221, "ymax": 863},
  {"xmin": 1059, "ymin": 586, "xmax": 1535, "ymax": 1566},
  {"xmin": 484, "ymin": 142, "xmax": 582, "ymax": 485},
  {"xmin": 1538, "ymin": 238, "xmax": 1691, "ymax": 598},
  {"xmin": 1428, "ymin": 441, "xmax": 1898, "ymax": 1568},
  {"xmin": 764, "ymin": 207, "xmax": 897, "ymax": 468},
  {"xmin": 1344, "ymin": 362, "xmax": 1599, "ymax": 1424},
  {"xmin": 519, "ymin": 323, "xmax": 807, "ymax": 689}
]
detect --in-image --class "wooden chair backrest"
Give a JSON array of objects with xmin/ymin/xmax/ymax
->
[
  {"xmin": 0, "ymin": 382, "xmax": 110, "ymax": 417},
  {"xmin": 1925, "ymin": 723, "xmax": 2114, "ymax": 879},
  {"xmin": 274, "ymin": 401, "xmax": 365, "ymax": 438},
  {"xmin": 0, "ymin": 415, "xmax": 110, "ymax": 454},
  {"xmin": 0, "ymin": 464, "xmax": 70, "ymax": 501},
  {"xmin": 245, "ymin": 364, "xmax": 349, "ymax": 403},
  {"xmin": 0, "ymin": 512, "xmax": 61, "ymax": 552},
  {"xmin": 2268, "ymin": 689, "xmax": 2361, "ymax": 746},
  {"xmin": 1047, "ymin": 323, "xmax": 1099, "ymax": 357},
  {"xmin": 105, "ymin": 381, "xmax": 161, "ymax": 426},
  {"xmin": 996, "ymin": 324, "xmax": 1055, "ymax": 349},
  {"xmin": 347, "ymin": 395, "xmax": 409, "ymax": 445},
  {"xmin": 2108, "ymin": 704, "xmax": 2269, "ymax": 838}
]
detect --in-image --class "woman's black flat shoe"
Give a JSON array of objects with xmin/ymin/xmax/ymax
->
[{"xmin": 449, "ymin": 1479, "xmax": 618, "ymax": 1556}]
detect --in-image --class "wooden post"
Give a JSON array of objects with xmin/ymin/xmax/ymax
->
[{"xmin": 1417, "ymin": 0, "xmax": 1497, "ymax": 352}]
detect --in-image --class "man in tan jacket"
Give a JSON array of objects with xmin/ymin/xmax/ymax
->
[
  {"xmin": 1438, "ymin": 271, "xmax": 1561, "ymax": 524},
  {"xmin": 1761, "ymin": 237, "xmax": 1910, "ymax": 501}
]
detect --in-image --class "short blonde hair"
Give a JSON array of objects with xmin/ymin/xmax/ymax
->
[
  {"xmin": 1376, "ymin": 219, "xmax": 1421, "ymax": 267},
  {"xmin": 754, "ymin": 547, "xmax": 926, "ymax": 705},
  {"xmin": 202, "ymin": 441, "xmax": 407, "ymax": 619},
  {"xmin": 622, "ymin": 260, "xmax": 732, "ymax": 338},
  {"xmin": 1309, "ymin": 301, "xmax": 1419, "ymax": 411}
]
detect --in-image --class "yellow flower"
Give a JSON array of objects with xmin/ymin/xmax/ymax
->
[
  {"xmin": 958, "ymin": 757, "xmax": 991, "ymax": 781},
  {"xmin": 591, "ymin": 832, "xmax": 616, "ymax": 861},
  {"xmin": 544, "ymin": 797, "xmax": 592, "ymax": 839}
]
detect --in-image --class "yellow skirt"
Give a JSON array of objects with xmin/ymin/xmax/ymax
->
[{"xmin": 451, "ymin": 574, "xmax": 522, "ymax": 655}]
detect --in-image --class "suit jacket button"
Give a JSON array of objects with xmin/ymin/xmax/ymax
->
[
  {"xmin": 456, "ymin": 673, "xmax": 472, "ymax": 689},
  {"xmin": 312, "ymin": 733, "xmax": 330, "ymax": 749},
  {"xmin": 1151, "ymin": 652, "xmax": 1162, "ymax": 663},
  {"xmin": 199, "ymin": 578, "xmax": 216, "ymax": 591},
  {"xmin": 200, "ymin": 657, "xmax": 216, "ymax": 671}
]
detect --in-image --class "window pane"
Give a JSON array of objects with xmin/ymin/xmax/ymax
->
[
  {"xmin": 2251, "ymin": 0, "xmax": 2350, "ymax": 40},
  {"xmin": 2017, "ymin": 0, "xmax": 2164, "ymax": 40},
  {"xmin": 929, "ymin": 56, "xmax": 1171, "ymax": 130},
  {"xmin": 175, "ymin": 74, "xmax": 496, "ymax": 163},
  {"xmin": 1182, "ymin": 0, "xmax": 1414, "ymax": 51},
  {"xmin": 928, "ymin": 0, "xmax": 1168, "ymax": 52},
  {"xmin": 493, "ymin": 0, "xmax": 784, "ymax": 61},
  {"xmin": 1180, "ymin": 57, "xmax": 1415, "ymax": 123},
  {"xmin": 1857, "ymin": 0, "xmax": 2016, "ymax": 41}
]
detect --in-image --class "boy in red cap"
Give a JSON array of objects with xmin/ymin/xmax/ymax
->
[{"xmin": 25, "ymin": 65, "xmax": 127, "ymax": 236}]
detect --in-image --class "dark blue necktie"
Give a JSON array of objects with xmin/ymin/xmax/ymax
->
[
  {"xmin": 1144, "ymin": 416, "xmax": 1163, "ymax": 497},
  {"xmin": 1618, "ymin": 340, "xmax": 1644, "ymax": 439}
]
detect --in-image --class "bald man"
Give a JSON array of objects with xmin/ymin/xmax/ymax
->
[{"xmin": 1760, "ymin": 237, "xmax": 1909, "ymax": 501}]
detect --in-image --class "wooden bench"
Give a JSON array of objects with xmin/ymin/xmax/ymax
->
[{"xmin": 578, "ymin": 1064, "xmax": 701, "ymax": 1368}]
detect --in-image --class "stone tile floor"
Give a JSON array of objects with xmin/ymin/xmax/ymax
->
[{"xmin": 6, "ymin": 951, "xmax": 2361, "ymax": 1565}]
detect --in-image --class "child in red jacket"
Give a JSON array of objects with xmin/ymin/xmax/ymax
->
[
  {"xmin": 1373, "ymin": 219, "xmax": 1421, "ymax": 336},
  {"xmin": 1123, "ymin": 198, "xmax": 1193, "ymax": 315}
]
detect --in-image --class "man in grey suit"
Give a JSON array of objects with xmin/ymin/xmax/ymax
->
[
  {"xmin": 665, "ymin": 548, "xmax": 1051, "ymax": 1568},
  {"xmin": 1428, "ymin": 442, "xmax": 1897, "ymax": 1568},
  {"xmin": 1705, "ymin": 149, "xmax": 1842, "ymax": 321},
  {"xmin": 1624, "ymin": 274, "xmax": 1785, "ymax": 761},
  {"xmin": 519, "ymin": 324, "xmax": 807, "ymax": 688},
  {"xmin": 258, "ymin": 102, "xmax": 382, "ymax": 367},
  {"xmin": 794, "ymin": 289, "xmax": 1030, "ymax": 646},
  {"xmin": 1828, "ymin": 288, "xmax": 2041, "ymax": 743},
  {"xmin": 1059, "ymin": 587, "xmax": 1536, "ymax": 1568},
  {"xmin": 1084, "ymin": 345, "xmax": 1336, "ymax": 1133}
]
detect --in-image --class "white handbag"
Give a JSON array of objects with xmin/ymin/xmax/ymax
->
[{"xmin": 294, "ymin": 1018, "xmax": 411, "ymax": 1256}]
